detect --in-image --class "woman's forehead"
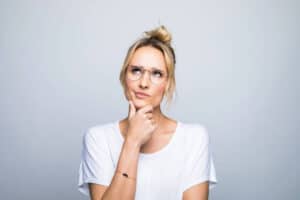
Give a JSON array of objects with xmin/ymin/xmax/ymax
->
[{"xmin": 129, "ymin": 46, "xmax": 166, "ymax": 71}]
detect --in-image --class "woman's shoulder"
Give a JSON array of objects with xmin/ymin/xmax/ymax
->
[
  {"xmin": 178, "ymin": 121, "xmax": 209, "ymax": 142},
  {"xmin": 84, "ymin": 121, "xmax": 117, "ymax": 139},
  {"xmin": 179, "ymin": 121, "xmax": 208, "ymax": 133}
]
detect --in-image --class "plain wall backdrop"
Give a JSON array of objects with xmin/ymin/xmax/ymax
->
[{"xmin": 1, "ymin": 0, "xmax": 299, "ymax": 199}]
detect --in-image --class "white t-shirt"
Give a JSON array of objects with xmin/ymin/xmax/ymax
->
[{"xmin": 78, "ymin": 121, "xmax": 217, "ymax": 199}]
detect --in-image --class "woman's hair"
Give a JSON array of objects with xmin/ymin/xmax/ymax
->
[{"xmin": 119, "ymin": 25, "xmax": 176, "ymax": 106}]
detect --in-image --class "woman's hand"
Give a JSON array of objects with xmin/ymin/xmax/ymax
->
[{"xmin": 125, "ymin": 100, "xmax": 157, "ymax": 147}]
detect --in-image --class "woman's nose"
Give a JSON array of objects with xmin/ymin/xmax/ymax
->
[{"xmin": 139, "ymin": 72, "xmax": 150, "ymax": 88}]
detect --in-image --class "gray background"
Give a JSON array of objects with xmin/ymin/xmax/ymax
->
[{"xmin": 1, "ymin": 0, "xmax": 299, "ymax": 199}]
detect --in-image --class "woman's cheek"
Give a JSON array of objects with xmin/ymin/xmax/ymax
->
[
  {"xmin": 157, "ymin": 84, "xmax": 166, "ymax": 96},
  {"xmin": 125, "ymin": 81, "xmax": 133, "ymax": 100}
]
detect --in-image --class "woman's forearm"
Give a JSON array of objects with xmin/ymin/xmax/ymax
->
[{"xmin": 101, "ymin": 138, "xmax": 140, "ymax": 200}]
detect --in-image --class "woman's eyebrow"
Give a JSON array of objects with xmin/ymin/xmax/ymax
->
[
  {"xmin": 151, "ymin": 67, "xmax": 164, "ymax": 71},
  {"xmin": 130, "ymin": 65, "xmax": 165, "ymax": 71}
]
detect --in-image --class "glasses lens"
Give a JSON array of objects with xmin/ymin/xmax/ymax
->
[
  {"xmin": 150, "ymin": 70, "xmax": 165, "ymax": 84},
  {"xmin": 127, "ymin": 66, "xmax": 141, "ymax": 81}
]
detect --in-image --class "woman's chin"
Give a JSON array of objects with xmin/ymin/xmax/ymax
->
[{"xmin": 133, "ymin": 99, "xmax": 149, "ymax": 109}]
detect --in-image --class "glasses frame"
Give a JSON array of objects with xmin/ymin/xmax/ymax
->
[{"xmin": 126, "ymin": 65, "xmax": 168, "ymax": 85}]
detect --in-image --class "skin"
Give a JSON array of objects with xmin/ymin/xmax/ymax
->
[{"xmin": 88, "ymin": 46, "xmax": 209, "ymax": 200}]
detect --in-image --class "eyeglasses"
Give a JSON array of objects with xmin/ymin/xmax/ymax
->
[{"xmin": 126, "ymin": 65, "xmax": 167, "ymax": 84}]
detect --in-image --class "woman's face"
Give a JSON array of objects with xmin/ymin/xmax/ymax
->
[{"xmin": 125, "ymin": 46, "xmax": 168, "ymax": 110}]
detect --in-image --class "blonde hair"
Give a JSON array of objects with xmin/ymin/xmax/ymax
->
[{"xmin": 119, "ymin": 25, "xmax": 176, "ymax": 107}]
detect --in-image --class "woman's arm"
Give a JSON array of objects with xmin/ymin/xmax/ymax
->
[
  {"xmin": 89, "ymin": 138, "xmax": 141, "ymax": 200},
  {"xmin": 89, "ymin": 102, "xmax": 156, "ymax": 200},
  {"xmin": 182, "ymin": 181, "xmax": 209, "ymax": 200}
]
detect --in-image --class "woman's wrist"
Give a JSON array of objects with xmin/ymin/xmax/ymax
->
[{"xmin": 124, "ymin": 136, "xmax": 142, "ymax": 150}]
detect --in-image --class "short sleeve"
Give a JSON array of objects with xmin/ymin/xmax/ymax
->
[
  {"xmin": 78, "ymin": 128, "xmax": 115, "ymax": 196},
  {"xmin": 181, "ymin": 125, "xmax": 217, "ymax": 193}
]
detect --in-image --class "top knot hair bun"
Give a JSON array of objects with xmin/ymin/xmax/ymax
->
[{"xmin": 144, "ymin": 25, "xmax": 172, "ymax": 45}]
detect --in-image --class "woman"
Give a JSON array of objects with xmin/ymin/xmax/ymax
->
[{"xmin": 78, "ymin": 25, "xmax": 217, "ymax": 199}]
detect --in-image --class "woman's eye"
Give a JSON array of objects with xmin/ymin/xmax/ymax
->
[
  {"xmin": 131, "ymin": 67, "xmax": 141, "ymax": 74},
  {"xmin": 152, "ymin": 71, "xmax": 163, "ymax": 78}
]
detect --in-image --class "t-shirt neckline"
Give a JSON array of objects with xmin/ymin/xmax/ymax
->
[{"xmin": 113, "ymin": 120, "xmax": 181, "ymax": 158}]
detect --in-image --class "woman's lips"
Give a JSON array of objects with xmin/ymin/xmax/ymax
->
[{"xmin": 135, "ymin": 92, "xmax": 150, "ymax": 99}]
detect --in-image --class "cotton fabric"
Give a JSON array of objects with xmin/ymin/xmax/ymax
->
[{"xmin": 78, "ymin": 121, "xmax": 217, "ymax": 199}]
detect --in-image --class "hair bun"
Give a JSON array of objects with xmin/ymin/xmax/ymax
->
[{"xmin": 145, "ymin": 25, "xmax": 172, "ymax": 45}]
